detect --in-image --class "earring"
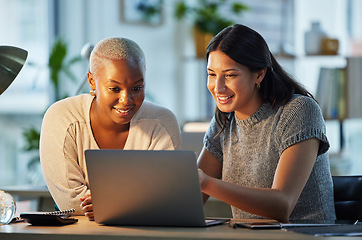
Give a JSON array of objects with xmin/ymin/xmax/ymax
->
[
  {"xmin": 90, "ymin": 89, "xmax": 96, "ymax": 96},
  {"xmin": 256, "ymin": 83, "xmax": 261, "ymax": 90}
]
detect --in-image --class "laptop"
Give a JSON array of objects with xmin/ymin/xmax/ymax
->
[{"xmin": 85, "ymin": 149, "xmax": 228, "ymax": 227}]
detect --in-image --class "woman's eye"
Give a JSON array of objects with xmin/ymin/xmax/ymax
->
[
  {"xmin": 207, "ymin": 73, "xmax": 216, "ymax": 77},
  {"xmin": 132, "ymin": 86, "xmax": 144, "ymax": 91},
  {"xmin": 109, "ymin": 87, "xmax": 120, "ymax": 92},
  {"xmin": 226, "ymin": 74, "xmax": 236, "ymax": 78}
]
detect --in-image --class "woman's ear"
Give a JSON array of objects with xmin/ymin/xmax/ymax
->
[
  {"xmin": 256, "ymin": 68, "xmax": 267, "ymax": 85},
  {"xmin": 87, "ymin": 72, "xmax": 95, "ymax": 90},
  {"xmin": 257, "ymin": 68, "xmax": 267, "ymax": 80}
]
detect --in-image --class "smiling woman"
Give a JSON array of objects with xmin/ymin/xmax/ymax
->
[
  {"xmin": 197, "ymin": 24, "xmax": 335, "ymax": 223},
  {"xmin": 207, "ymin": 50, "xmax": 264, "ymax": 120},
  {"xmin": 88, "ymin": 58, "xmax": 146, "ymax": 143},
  {"xmin": 39, "ymin": 37, "xmax": 181, "ymax": 220}
]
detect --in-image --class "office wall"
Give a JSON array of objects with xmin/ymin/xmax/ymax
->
[{"xmin": 55, "ymin": 0, "xmax": 190, "ymax": 123}]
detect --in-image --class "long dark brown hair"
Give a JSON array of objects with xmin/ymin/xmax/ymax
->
[{"xmin": 206, "ymin": 24, "xmax": 314, "ymax": 134}]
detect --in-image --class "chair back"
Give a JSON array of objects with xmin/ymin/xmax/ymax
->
[{"xmin": 333, "ymin": 176, "xmax": 362, "ymax": 221}]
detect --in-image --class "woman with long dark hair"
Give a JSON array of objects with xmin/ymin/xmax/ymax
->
[{"xmin": 198, "ymin": 24, "xmax": 335, "ymax": 222}]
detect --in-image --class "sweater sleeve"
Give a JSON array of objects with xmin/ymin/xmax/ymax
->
[
  {"xmin": 203, "ymin": 116, "xmax": 224, "ymax": 162},
  {"xmin": 40, "ymin": 100, "xmax": 90, "ymax": 215},
  {"xmin": 277, "ymin": 96, "xmax": 330, "ymax": 156}
]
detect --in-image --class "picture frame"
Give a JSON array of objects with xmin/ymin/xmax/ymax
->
[{"xmin": 120, "ymin": 0, "xmax": 163, "ymax": 26}]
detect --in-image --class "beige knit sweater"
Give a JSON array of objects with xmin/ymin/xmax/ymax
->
[{"xmin": 40, "ymin": 94, "xmax": 181, "ymax": 214}]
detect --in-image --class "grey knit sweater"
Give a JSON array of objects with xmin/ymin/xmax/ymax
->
[{"xmin": 204, "ymin": 94, "xmax": 336, "ymax": 221}]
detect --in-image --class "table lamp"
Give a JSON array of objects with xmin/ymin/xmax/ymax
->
[
  {"xmin": 0, "ymin": 46, "xmax": 27, "ymax": 224},
  {"xmin": 0, "ymin": 46, "xmax": 28, "ymax": 95}
]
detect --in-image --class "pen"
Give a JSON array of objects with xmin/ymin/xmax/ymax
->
[{"xmin": 10, "ymin": 216, "xmax": 25, "ymax": 224}]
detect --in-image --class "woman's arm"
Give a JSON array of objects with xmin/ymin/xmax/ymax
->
[
  {"xmin": 197, "ymin": 147, "xmax": 222, "ymax": 203},
  {"xmin": 40, "ymin": 103, "xmax": 90, "ymax": 215},
  {"xmin": 198, "ymin": 138, "xmax": 319, "ymax": 222}
]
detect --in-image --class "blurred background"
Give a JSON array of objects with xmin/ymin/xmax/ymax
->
[{"xmin": 1, "ymin": 0, "xmax": 362, "ymax": 188}]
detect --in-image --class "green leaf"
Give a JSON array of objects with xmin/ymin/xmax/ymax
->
[
  {"xmin": 174, "ymin": 0, "xmax": 250, "ymax": 34},
  {"xmin": 232, "ymin": 3, "xmax": 249, "ymax": 13},
  {"xmin": 174, "ymin": 1, "xmax": 188, "ymax": 19},
  {"xmin": 49, "ymin": 38, "xmax": 68, "ymax": 89},
  {"xmin": 22, "ymin": 127, "xmax": 40, "ymax": 151}
]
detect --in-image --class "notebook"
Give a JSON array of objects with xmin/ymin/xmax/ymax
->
[
  {"xmin": 20, "ymin": 209, "xmax": 78, "ymax": 225},
  {"xmin": 85, "ymin": 149, "xmax": 228, "ymax": 227}
]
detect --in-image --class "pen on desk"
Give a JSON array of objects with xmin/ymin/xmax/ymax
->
[{"xmin": 10, "ymin": 216, "xmax": 25, "ymax": 224}]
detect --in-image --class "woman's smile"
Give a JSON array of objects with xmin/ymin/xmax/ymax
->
[
  {"xmin": 113, "ymin": 106, "xmax": 134, "ymax": 116},
  {"xmin": 216, "ymin": 94, "xmax": 234, "ymax": 104}
]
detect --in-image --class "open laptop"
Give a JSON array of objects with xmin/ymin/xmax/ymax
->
[{"xmin": 85, "ymin": 149, "xmax": 228, "ymax": 227}]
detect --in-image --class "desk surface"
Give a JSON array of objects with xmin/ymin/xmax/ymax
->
[{"xmin": 0, "ymin": 216, "xmax": 352, "ymax": 240}]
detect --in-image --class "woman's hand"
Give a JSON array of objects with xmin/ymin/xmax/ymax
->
[
  {"xmin": 198, "ymin": 168, "xmax": 210, "ymax": 191},
  {"xmin": 80, "ymin": 194, "xmax": 94, "ymax": 221}
]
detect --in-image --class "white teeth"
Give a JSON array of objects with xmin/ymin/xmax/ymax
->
[
  {"xmin": 218, "ymin": 96, "xmax": 232, "ymax": 100},
  {"xmin": 116, "ymin": 109, "xmax": 130, "ymax": 113}
]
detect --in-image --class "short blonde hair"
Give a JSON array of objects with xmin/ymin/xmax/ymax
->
[{"xmin": 89, "ymin": 37, "xmax": 145, "ymax": 75}]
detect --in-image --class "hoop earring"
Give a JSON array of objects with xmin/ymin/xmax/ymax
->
[{"xmin": 90, "ymin": 89, "xmax": 96, "ymax": 96}]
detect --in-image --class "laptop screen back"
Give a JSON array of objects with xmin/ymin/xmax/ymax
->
[{"xmin": 85, "ymin": 150, "xmax": 206, "ymax": 227}]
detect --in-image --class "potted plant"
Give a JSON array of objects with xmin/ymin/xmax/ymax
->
[
  {"xmin": 174, "ymin": 0, "xmax": 249, "ymax": 58},
  {"xmin": 23, "ymin": 38, "xmax": 81, "ymax": 184}
]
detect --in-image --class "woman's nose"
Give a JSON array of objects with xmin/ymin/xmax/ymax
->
[
  {"xmin": 214, "ymin": 78, "xmax": 227, "ymax": 93},
  {"xmin": 119, "ymin": 91, "xmax": 131, "ymax": 104}
]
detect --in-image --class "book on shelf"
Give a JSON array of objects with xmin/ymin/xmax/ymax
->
[
  {"xmin": 316, "ymin": 57, "xmax": 362, "ymax": 120},
  {"xmin": 346, "ymin": 57, "xmax": 362, "ymax": 119},
  {"xmin": 316, "ymin": 67, "xmax": 346, "ymax": 120}
]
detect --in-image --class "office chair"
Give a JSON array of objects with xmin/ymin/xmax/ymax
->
[{"xmin": 332, "ymin": 175, "xmax": 362, "ymax": 221}]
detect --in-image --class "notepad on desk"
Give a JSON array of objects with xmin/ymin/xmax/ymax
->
[{"xmin": 20, "ymin": 208, "xmax": 78, "ymax": 226}]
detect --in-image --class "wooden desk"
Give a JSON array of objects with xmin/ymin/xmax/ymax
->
[{"xmin": 0, "ymin": 216, "xmax": 349, "ymax": 240}]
